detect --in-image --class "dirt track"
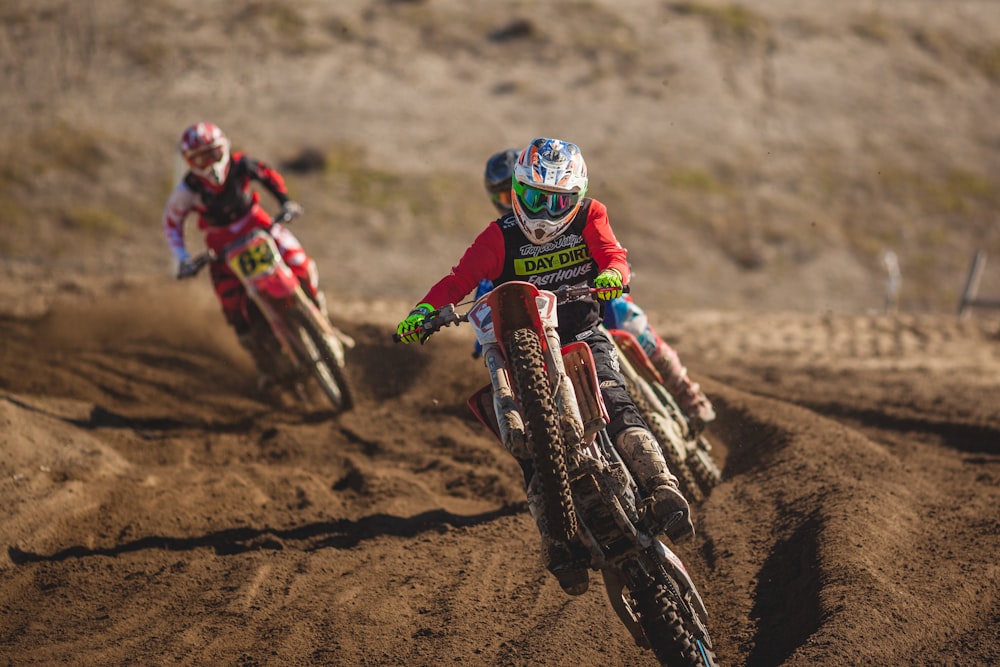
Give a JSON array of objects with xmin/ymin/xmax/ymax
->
[
  {"xmin": 3, "ymin": 0, "xmax": 1000, "ymax": 663},
  {"xmin": 2, "ymin": 277, "xmax": 998, "ymax": 666}
]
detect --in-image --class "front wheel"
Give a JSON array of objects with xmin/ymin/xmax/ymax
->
[
  {"xmin": 290, "ymin": 307, "xmax": 353, "ymax": 413},
  {"xmin": 506, "ymin": 327, "xmax": 577, "ymax": 543},
  {"xmin": 632, "ymin": 577, "xmax": 717, "ymax": 667}
]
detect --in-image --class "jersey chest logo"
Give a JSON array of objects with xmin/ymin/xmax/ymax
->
[{"xmin": 513, "ymin": 243, "xmax": 591, "ymax": 276}]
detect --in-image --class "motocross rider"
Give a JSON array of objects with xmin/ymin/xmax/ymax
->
[
  {"xmin": 163, "ymin": 121, "xmax": 321, "ymax": 389},
  {"xmin": 480, "ymin": 148, "xmax": 717, "ymax": 434},
  {"xmin": 397, "ymin": 138, "xmax": 696, "ymax": 596}
]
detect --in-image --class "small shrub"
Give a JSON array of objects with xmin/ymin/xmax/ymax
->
[
  {"xmin": 126, "ymin": 40, "xmax": 169, "ymax": 71},
  {"xmin": 0, "ymin": 194, "xmax": 30, "ymax": 253},
  {"xmin": 320, "ymin": 142, "xmax": 480, "ymax": 232},
  {"xmin": 969, "ymin": 43, "xmax": 1000, "ymax": 82},
  {"xmin": 927, "ymin": 170, "xmax": 998, "ymax": 213},
  {"xmin": 238, "ymin": 1, "xmax": 306, "ymax": 36},
  {"xmin": 669, "ymin": 2, "xmax": 769, "ymax": 45},
  {"xmin": 910, "ymin": 27, "xmax": 956, "ymax": 57},
  {"xmin": 666, "ymin": 168, "xmax": 730, "ymax": 194},
  {"xmin": 489, "ymin": 18, "xmax": 534, "ymax": 43},
  {"xmin": 61, "ymin": 206, "xmax": 125, "ymax": 236},
  {"xmin": 852, "ymin": 11, "xmax": 893, "ymax": 43},
  {"xmin": 30, "ymin": 122, "xmax": 110, "ymax": 176}
]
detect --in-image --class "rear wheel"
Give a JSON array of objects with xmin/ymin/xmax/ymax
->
[
  {"xmin": 507, "ymin": 327, "xmax": 576, "ymax": 543},
  {"xmin": 687, "ymin": 436, "xmax": 722, "ymax": 496},
  {"xmin": 290, "ymin": 307, "xmax": 353, "ymax": 413},
  {"xmin": 651, "ymin": 383, "xmax": 723, "ymax": 496},
  {"xmin": 625, "ymin": 376, "xmax": 703, "ymax": 503}
]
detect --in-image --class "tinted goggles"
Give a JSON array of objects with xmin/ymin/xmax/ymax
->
[
  {"xmin": 186, "ymin": 145, "xmax": 224, "ymax": 169},
  {"xmin": 514, "ymin": 182, "xmax": 578, "ymax": 216}
]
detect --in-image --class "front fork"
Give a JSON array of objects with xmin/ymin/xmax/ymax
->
[
  {"xmin": 542, "ymin": 325, "xmax": 587, "ymax": 452},
  {"xmin": 482, "ymin": 344, "xmax": 527, "ymax": 458},
  {"xmin": 246, "ymin": 286, "xmax": 297, "ymax": 364}
]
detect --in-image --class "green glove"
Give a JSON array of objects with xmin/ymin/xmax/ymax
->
[
  {"xmin": 594, "ymin": 269, "xmax": 624, "ymax": 301},
  {"xmin": 396, "ymin": 303, "xmax": 434, "ymax": 344}
]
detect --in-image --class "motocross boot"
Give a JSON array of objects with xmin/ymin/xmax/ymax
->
[
  {"xmin": 315, "ymin": 289, "xmax": 330, "ymax": 320},
  {"xmin": 651, "ymin": 341, "xmax": 716, "ymax": 435},
  {"xmin": 237, "ymin": 332, "xmax": 279, "ymax": 392},
  {"xmin": 526, "ymin": 473, "xmax": 589, "ymax": 596},
  {"xmin": 615, "ymin": 426, "xmax": 695, "ymax": 544}
]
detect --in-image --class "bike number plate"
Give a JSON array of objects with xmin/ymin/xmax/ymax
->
[{"xmin": 228, "ymin": 236, "xmax": 276, "ymax": 279}]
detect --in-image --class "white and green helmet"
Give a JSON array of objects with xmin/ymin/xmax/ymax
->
[{"xmin": 511, "ymin": 137, "xmax": 588, "ymax": 245}]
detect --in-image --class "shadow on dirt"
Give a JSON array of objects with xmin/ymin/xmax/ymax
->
[
  {"xmin": 1, "ymin": 393, "xmax": 278, "ymax": 434},
  {"xmin": 8, "ymin": 503, "xmax": 528, "ymax": 565},
  {"xmin": 705, "ymin": 394, "xmax": 789, "ymax": 480},
  {"xmin": 342, "ymin": 322, "xmax": 437, "ymax": 401},
  {"xmin": 803, "ymin": 402, "xmax": 1000, "ymax": 456},
  {"xmin": 747, "ymin": 514, "xmax": 823, "ymax": 667}
]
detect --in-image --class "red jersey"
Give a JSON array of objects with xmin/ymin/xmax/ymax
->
[
  {"xmin": 420, "ymin": 198, "xmax": 630, "ymax": 336},
  {"xmin": 163, "ymin": 152, "xmax": 289, "ymax": 261}
]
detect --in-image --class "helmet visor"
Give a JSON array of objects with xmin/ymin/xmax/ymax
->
[
  {"xmin": 514, "ymin": 182, "xmax": 579, "ymax": 217},
  {"xmin": 186, "ymin": 145, "xmax": 225, "ymax": 169}
]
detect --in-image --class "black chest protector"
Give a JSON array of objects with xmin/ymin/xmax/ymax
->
[
  {"xmin": 493, "ymin": 199, "xmax": 602, "ymax": 337},
  {"xmin": 184, "ymin": 158, "xmax": 255, "ymax": 227}
]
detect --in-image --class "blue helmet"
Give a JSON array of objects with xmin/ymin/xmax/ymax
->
[{"xmin": 484, "ymin": 148, "xmax": 519, "ymax": 213}]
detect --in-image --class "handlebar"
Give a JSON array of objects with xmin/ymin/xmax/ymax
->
[
  {"xmin": 391, "ymin": 283, "xmax": 628, "ymax": 343},
  {"xmin": 177, "ymin": 208, "xmax": 301, "ymax": 279},
  {"xmin": 271, "ymin": 206, "xmax": 301, "ymax": 227},
  {"xmin": 392, "ymin": 303, "xmax": 467, "ymax": 344}
]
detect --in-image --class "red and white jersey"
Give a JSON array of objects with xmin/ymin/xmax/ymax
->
[{"xmin": 162, "ymin": 152, "xmax": 289, "ymax": 261}]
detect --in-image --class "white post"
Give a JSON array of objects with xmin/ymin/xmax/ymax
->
[{"xmin": 882, "ymin": 250, "xmax": 901, "ymax": 314}]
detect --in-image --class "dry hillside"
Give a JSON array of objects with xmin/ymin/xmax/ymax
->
[{"xmin": 2, "ymin": 2, "xmax": 1000, "ymax": 666}]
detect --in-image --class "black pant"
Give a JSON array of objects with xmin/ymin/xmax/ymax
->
[{"xmin": 561, "ymin": 325, "xmax": 647, "ymax": 441}]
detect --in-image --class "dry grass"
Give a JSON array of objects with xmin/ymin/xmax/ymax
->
[
  {"xmin": 669, "ymin": 2, "xmax": 770, "ymax": 46},
  {"xmin": 318, "ymin": 142, "xmax": 484, "ymax": 235},
  {"xmin": 1, "ymin": 0, "xmax": 998, "ymax": 312},
  {"xmin": 852, "ymin": 11, "xmax": 895, "ymax": 43},
  {"xmin": 61, "ymin": 206, "xmax": 126, "ymax": 236}
]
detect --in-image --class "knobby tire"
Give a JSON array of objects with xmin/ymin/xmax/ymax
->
[
  {"xmin": 625, "ymin": 376, "xmax": 703, "ymax": 503},
  {"xmin": 506, "ymin": 327, "xmax": 577, "ymax": 543},
  {"xmin": 651, "ymin": 382, "xmax": 723, "ymax": 497},
  {"xmin": 633, "ymin": 577, "xmax": 718, "ymax": 667},
  {"xmin": 291, "ymin": 304, "xmax": 353, "ymax": 413},
  {"xmin": 687, "ymin": 436, "xmax": 722, "ymax": 496}
]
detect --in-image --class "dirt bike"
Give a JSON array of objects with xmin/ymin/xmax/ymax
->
[
  {"xmin": 395, "ymin": 281, "xmax": 717, "ymax": 667},
  {"xmin": 183, "ymin": 209, "xmax": 354, "ymax": 413},
  {"xmin": 607, "ymin": 328, "xmax": 722, "ymax": 502}
]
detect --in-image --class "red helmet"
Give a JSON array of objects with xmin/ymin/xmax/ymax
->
[{"xmin": 179, "ymin": 122, "xmax": 231, "ymax": 188}]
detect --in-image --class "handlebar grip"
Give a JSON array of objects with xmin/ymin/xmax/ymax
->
[
  {"xmin": 392, "ymin": 304, "xmax": 460, "ymax": 344},
  {"xmin": 177, "ymin": 253, "xmax": 213, "ymax": 279},
  {"xmin": 272, "ymin": 206, "xmax": 302, "ymax": 226}
]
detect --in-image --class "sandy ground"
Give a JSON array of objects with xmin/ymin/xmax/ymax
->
[
  {"xmin": 1, "ymin": 273, "xmax": 999, "ymax": 666},
  {"xmin": 2, "ymin": 0, "xmax": 1000, "ymax": 665}
]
